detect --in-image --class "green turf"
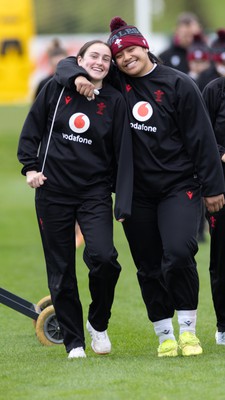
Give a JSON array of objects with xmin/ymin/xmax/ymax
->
[{"xmin": 1, "ymin": 105, "xmax": 225, "ymax": 400}]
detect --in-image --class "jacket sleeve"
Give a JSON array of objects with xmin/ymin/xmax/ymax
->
[
  {"xmin": 175, "ymin": 75, "xmax": 225, "ymax": 196},
  {"xmin": 111, "ymin": 94, "xmax": 133, "ymax": 220},
  {"xmin": 17, "ymin": 80, "xmax": 57, "ymax": 175},
  {"xmin": 54, "ymin": 56, "xmax": 89, "ymax": 88}
]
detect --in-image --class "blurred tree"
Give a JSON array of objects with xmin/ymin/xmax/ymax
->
[
  {"xmin": 33, "ymin": 0, "xmax": 134, "ymax": 34},
  {"xmin": 33, "ymin": 0, "xmax": 224, "ymax": 35}
]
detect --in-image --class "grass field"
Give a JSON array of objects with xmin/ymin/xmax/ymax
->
[{"xmin": 1, "ymin": 105, "xmax": 225, "ymax": 400}]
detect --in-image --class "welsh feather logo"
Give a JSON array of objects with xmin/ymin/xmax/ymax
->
[
  {"xmin": 69, "ymin": 113, "xmax": 90, "ymax": 133},
  {"xmin": 132, "ymin": 101, "xmax": 153, "ymax": 122}
]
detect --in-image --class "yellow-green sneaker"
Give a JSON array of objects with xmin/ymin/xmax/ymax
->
[
  {"xmin": 158, "ymin": 339, "xmax": 178, "ymax": 357},
  {"xmin": 179, "ymin": 332, "xmax": 203, "ymax": 356}
]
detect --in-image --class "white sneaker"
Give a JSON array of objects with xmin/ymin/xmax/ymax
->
[
  {"xmin": 215, "ymin": 331, "xmax": 225, "ymax": 345},
  {"xmin": 68, "ymin": 347, "xmax": 86, "ymax": 359},
  {"xmin": 86, "ymin": 320, "xmax": 111, "ymax": 354}
]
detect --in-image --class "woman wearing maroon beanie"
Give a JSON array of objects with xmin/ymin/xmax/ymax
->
[{"xmin": 55, "ymin": 17, "xmax": 225, "ymax": 358}]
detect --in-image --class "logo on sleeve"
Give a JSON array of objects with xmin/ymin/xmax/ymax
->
[
  {"xmin": 210, "ymin": 216, "xmax": 216, "ymax": 229},
  {"xmin": 69, "ymin": 113, "xmax": 90, "ymax": 133}
]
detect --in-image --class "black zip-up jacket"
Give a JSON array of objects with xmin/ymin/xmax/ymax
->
[
  {"xmin": 17, "ymin": 79, "xmax": 133, "ymax": 220},
  {"xmin": 55, "ymin": 57, "xmax": 225, "ymax": 198}
]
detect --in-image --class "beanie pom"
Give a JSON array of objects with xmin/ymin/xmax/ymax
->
[
  {"xmin": 110, "ymin": 17, "xmax": 127, "ymax": 32},
  {"xmin": 217, "ymin": 29, "xmax": 225, "ymax": 41},
  {"xmin": 192, "ymin": 33, "xmax": 205, "ymax": 43}
]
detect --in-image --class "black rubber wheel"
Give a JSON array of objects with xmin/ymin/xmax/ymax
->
[{"xmin": 35, "ymin": 305, "xmax": 63, "ymax": 346}]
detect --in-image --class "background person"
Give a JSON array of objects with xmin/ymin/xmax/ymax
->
[
  {"xmin": 158, "ymin": 12, "xmax": 202, "ymax": 73},
  {"xmin": 55, "ymin": 17, "xmax": 225, "ymax": 358},
  {"xmin": 34, "ymin": 38, "xmax": 68, "ymax": 99},
  {"xmin": 17, "ymin": 40, "xmax": 133, "ymax": 359},
  {"xmin": 202, "ymin": 76, "xmax": 225, "ymax": 345},
  {"xmin": 187, "ymin": 33, "xmax": 211, "ymax": 81},
  {"xmin": 197, "ymin": 29, "xmax": 225, "ymax": 92}
]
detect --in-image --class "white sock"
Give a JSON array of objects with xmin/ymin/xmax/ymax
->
[
  {"xmin": 153, "ymin": 318, "xmax": 175, "ymax": 344},
  {"xmin": 177, "ymin": 310, "xmax": 197, "ymax": 335}
]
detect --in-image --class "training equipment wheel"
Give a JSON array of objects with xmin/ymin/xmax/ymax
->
[
  {"xmin": 33, "ymin": 295, "xmax": 52, "ymax": 326},
  {"xmin": 36, "ymin": 295, "xmax": 52, "ymax": 311},
  {"xmin": 35, "ymin": 305, "xmax": 63, "ymax": 346}
]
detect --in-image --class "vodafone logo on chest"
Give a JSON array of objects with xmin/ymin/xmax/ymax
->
[
  {"xmin": 61, "ymin": 112, "xmax": 92, "ymax": 145},
  {"xmin": 69, "ymin": 113, "xmax": 90, "ymax": 133},
  {"xmin": 131, "ymin": 101, "xmax": 157, "ymax": 133},
  {"xmin": 132, "ymin": 101, "xmax": 153, "ymax": 121}
]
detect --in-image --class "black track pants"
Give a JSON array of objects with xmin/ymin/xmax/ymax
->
[
  {"xmin": 35, "ymin": 189, "xmax": 121, "ymax": 352},
  {"xmin": 123, "ymin": 184, "xmax": 201, "ymax": 322}
]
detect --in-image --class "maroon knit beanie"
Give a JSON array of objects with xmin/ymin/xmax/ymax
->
[
  {"xmin": 107, "ymin": 16, "xmax": 149, "ymax": 58},
  {"xmin": 211, "ymin": 29, "xmax": 225, "ymax": 63},
  {"xmin": 187, "ymin": 33, "xmax": 211, "ymax": 61}
]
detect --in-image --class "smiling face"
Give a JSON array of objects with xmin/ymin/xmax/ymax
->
[
  {"xmin": 77, "ymin": 43, "xmax": 112, "ymax": 86},
  {"xmin": 114, "ymin": 45, "xmax": 153, "ymax": 77}
]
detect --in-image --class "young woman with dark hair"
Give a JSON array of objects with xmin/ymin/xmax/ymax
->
[{"xmin": 18, "ymin": 40, "xmax": 133, "ymax": 359}]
